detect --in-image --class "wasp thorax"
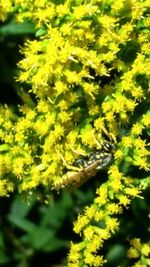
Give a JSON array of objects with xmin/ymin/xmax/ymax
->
[{"xmin": 74, "ymin": 141, "xmax": 116, "ymax": 170}]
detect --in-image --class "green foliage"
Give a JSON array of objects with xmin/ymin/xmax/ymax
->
[
  {"xmin": 0, "ymin": 21, "xmax": 35, "ymax": 37},
  {"xmin": 0, "ymin": 192, "xmax": 75, "ymax": 266}
]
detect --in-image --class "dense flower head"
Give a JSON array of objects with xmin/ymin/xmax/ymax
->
[{"xmin": 127, "ymin": 238, "xmax": 150, "ymax": 267}]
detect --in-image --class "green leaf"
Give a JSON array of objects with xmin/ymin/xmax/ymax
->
[
  {"xmin": 0, "ymin": 21, "xmax": 35, "ymax": 37},
  {"xmin": 0, "ymin": 233, "xmax": 5, "ymax": 249},
  {"xmin": 7, "ymin": 216, "xmax": 36, "ymax": 233},
  {"xmin": 8, "ymin": 195, "xmax": 35, "ymax": 219},
  {"xmin": 7, "ymin": 195, "xmax": 36, "ymax": 232},
  {"xmin": 35, "ymin": 28, "xmax": 47, "ymax": 37},
  {"xmin": 10, "ymin": 195, "xmax": 36, "ymax": 218},
  {"xmin": 106, "ymin": 244, "xmax": 126, "ymax": 263},
  {"xmin": 28, "ymin": 227, "xmax": 55, "ymax": 250},
  {"xmin": 40, "ymin": 192, "xmax": 73, "ymax": 228},
  {"xmin": 0, "ymin": 251, "xmax": 10, "ymax": 264},
  {"xmin": 43, "ymin": 237, "xmax": 68, "ymax": 252}
]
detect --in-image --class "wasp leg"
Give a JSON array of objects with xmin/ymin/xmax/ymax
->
[
  {"xmin": 96, "ymin": 124, "xmax": 117, "ymax": 144},
  {"xmin": 56, "ymin": 150, "xmax": 82, "ymax": 172},
  {"xmin": 68, "ymin": 144, "xmax": 87, "ymax": 157}
]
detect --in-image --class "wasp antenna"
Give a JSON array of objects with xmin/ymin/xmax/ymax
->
[
  {"xmin": 109, "ymin": 132, "xmax": 117, "ymax": 143},
  {"xmin": 93, "ymin": 135, "xmax": 103, "ymax": 148}
]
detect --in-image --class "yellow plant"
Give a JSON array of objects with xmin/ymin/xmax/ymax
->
[{"xmin": 0, "ymin": 0, "xmax": 150, "ymax": 266}]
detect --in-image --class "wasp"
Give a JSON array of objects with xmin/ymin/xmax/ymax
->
[{"xmin": 53, "ymin": 141, "xmax": 116, "ymax": 191}]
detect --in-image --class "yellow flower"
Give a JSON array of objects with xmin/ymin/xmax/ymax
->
[
  {"xmin": 98, "ymin": 15, "xmax": 117, "ymax": 29},
  {"xmin": 84, "ymin": 225, "xmax": 95, "ymax": 240},
  {"xmin": 114, "ymin": 149, "xmax": 124, "ymax": 161},
  {"xmin": 106, "ymin": 203, "xmax": 122, "ymax": 214},
  {"xmin": 124, "ymin": 187, "xmax": 141, "ymax": 197},
  {"xmin": 94, "ymin": 210, "xmax": 104, "ymax": 221},
  {"xmin": 87, "ymin": 234, "xmax": 103, "ymax": 253},
  {"xmin": 68, "ymin": 243, "xmax": 81, "ymax": 263},
  {"xmin": 131, "ymin": 123, "xmax": 144, "ymax": 135},
  {"xmin": 58, "ymin": 111, "xmax": 71, "ymax": 123},
  {"xmin": 102, "ymin": 101, "xmax": 112, "ymax": 113},
  {"xmin": 119, "ymin": 23, "xmax": 134, "ymax": 41},
  {"xmin": 131, "ymin": 86, "xmax": 144, "ymax": 99},
  {"xmin": 12, "ymin": 158, "xmax": 26, "ymax": 178},
  {"xmin": 141, "ymin": 244, "xmax": 150, "ymax": 256},
  {"xmin": 54, "ymin": 80, "xmax": 68, "ymax": 95},
  {"xmin": 94, "ymin": 227, "xmax": 110, "ymax": 240},
  {"xmin": 111, "ymin": 0, "xmax": 124, "ymax": 13},
  {"xmin": 119, "ymin": 195, "xmax": 130, "ymax": 206},
  {"xmin": 0, "ymin": 0, "xmax": 12, "ymax": 21},
  {"xmin": 80, "ymin": 127, "xmax": 97, "ymax": 147},
  {"xmin": 122, "ymin": 136, "xmax": 133, "ymax": 148},
  {"xmin": 37, "ymin": 5, "xmax": 55, "ymax": 23},
  {"xmin": 73, "ymin": 215, "xmax": 89, "ymax": 234},
  {"xmin": 131, "ymin": 1, "xmax": 145, "ymax": 20},
  {"xmin": 105, "ymin": 111, "xmax": 115, "ymax": 123},
  {"xmin": 142, "ymin": 114, "xmax": 150, "ymax": 127},
  {"xmin": 73, "ymin": 4, "xmax": 97, "ymax": 20},
  {"xmin": 121, "ymin": 71, "xmax": 133, "ymax": 92},
  {"xmin": 64, "ymin": 70, "xmax": 81, "ymax": 84},
  {"xmin": 108, "ymin": 165, "xmax": 123, "ymax": 181},
  {"xmin": 94, "ymin": 118, "xmax": 105, "ymax": 131},
  {"xmin": 130, "ymin": 238, "xmax": 141, "ymax": 251},
  {"xmin": 95, "ymin": 185, "xmax": 108, "ymax": 205},
  {"xmin": 53, "ymin": 124, "xmax": 65, "ymax": 140},
  {"xmin": 105, "ymin": 217, "xmax": 119, "ymax": 233},
  {"xmin": 134, "ymin": 157, "xmax": 149, "ymax": 170},
  {"xmin": 127, "ymin": 247, "xmax": 140, "ymax": 259},
  {"xmin": 85, "ymin": 206, "xmax": 96, "ymax": 220},
  {"xmin": 0, "ymin": 180, "xmax": 8, "ymax": 196},
  {"xmin": 132, "ymin": 54, "xmax": 148, "ymax": 74},
  {"xmin": 85, "ymin": 252, "xmax": 106, "ymax": 267}
]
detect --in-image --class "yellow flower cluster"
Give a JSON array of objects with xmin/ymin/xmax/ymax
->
[
  {"xmin": 0, "ymin": 0, "xmax": 149, "ymax": 266},
  {"xmin": 0, "ymin": 0, "xmax": 12, "ymax": 21},
  {"xmin": 127, "ymin": 238, "xmax": 150, "ymax": 267},
  {"xmin": 68, "ymin": 165, "xmax": 141, "ymax": 266}
]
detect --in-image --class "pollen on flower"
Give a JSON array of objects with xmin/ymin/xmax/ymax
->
[
  {"xmin": 108, "ymin": 165, "xmax": 124, "ymax": 181},
  {"xmin": 68, "ymin": 243, "xmax": 81, "ymax": 264},
  {"xmin": 84, "ymin": 252, "xmax": 106, "ymax": 267},
  {"xmin": 94, "ymin": 227, "xmax": 110, "ymax": 240},
  {"xmin": 106, "ymin": 203, "xmax": 122, "ymax": 214},
  {"xmin": 95, "ymin": 186, "xmax": 108, "ymax": 205},
  {"xmin": 85, "ymin": 206, "xmax": 96, "ymax": 220},
  {"xmin": 94, "ymin": 210, "xmax": 104, "ymax": 221},
  {"xmin": 134, "ymin": 157, "xmax": 149, "ymax": 170},
  {"xmin": 0, "ymin": 180, "xmax": 8, "ymax": 196},
  {"xmin": 87, "ymin": 235, "xmax": 104, "ymax": 253},
  {"xmin": 84, "ymin": 225, "xmax": 95, "ymax": 240},
  {"xmin": 124, "ymin": 187, "xmax": 141, "ymax": 197},
  {"xmin": 122, "ymin": 136, "xmax": 133, "ymax": 148},
  {"xmin": 105, "ymin": 217, "xmax": 119, "ymax": 233},
  {"xmin": 118, "ymin": 195, "xmax": 130, "ymax": 207},
  {"xmin": 73, "ymin": 215, "xmax": 89, "ymax": 234},
  {"xmin": 127, "ymin": 247, "xmax": 140, "ymax": 259},
  {"xmin": 114, "ymin": 149, "xmax": 124, "ymax": 161},
  {"xmin": 131, "ymin": 123, "xmax": 144, "ymax": 135},
  {"xmin": 142, "ymin": 114, "xmax": 150, "ymax": 127},
  {"xmin": 141, "ymin": 244, "xmax": 150, "ymax": 256},
  {"xmin": 94, "ymin": 118, "xmax": 105, "ymax": 131}
]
